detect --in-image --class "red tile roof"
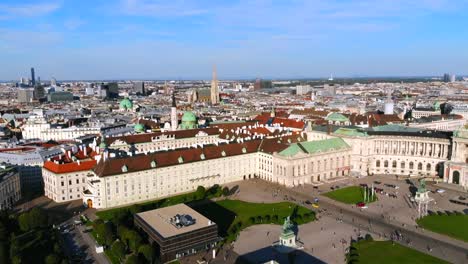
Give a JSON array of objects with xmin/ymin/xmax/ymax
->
[
  {"xmin": 104, "ymin": 128, "xmax": 219, "ymax": 145},
  {"xmin": 43, "ymin": 160, "xmax": 97, "ymax": 174},
  {"xmin": 94, "ymin": 140, "xmax": 262, "ymax": 177},
  {"xmin": 93, "ymin": 133, "xmax": 306, "ymax": 177}
]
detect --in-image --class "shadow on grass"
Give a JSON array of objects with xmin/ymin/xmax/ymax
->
[
  {"xmin": 189, "ymin": 200, "xmax": 236, "ymax": 237},
  {"xmin": 234, "ymin": 246, "xmax": 326, "ymax": 264}
]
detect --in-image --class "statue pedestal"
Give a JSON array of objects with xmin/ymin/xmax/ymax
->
[{"xmin": 272, "ymin": 216, "xmax": 304, "ymax": 253}]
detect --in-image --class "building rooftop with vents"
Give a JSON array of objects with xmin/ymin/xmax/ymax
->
[{"xmin": 134, "ymin": 204, "xmax": 219, "ymax": 263}]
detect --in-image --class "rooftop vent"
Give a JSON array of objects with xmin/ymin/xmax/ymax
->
[{"xmin": 170, "ymin": 214, "xmax": 196, "ymax": 229}]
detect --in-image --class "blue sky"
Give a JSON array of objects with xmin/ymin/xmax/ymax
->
[{"xmin": 1, "ymin": 0, "xmax": 467, "ymax": 80}]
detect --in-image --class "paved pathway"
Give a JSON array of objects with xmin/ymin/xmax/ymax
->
[{"xmin": 228, "ymin": 179, "xmax": 468, "ymax": 264}]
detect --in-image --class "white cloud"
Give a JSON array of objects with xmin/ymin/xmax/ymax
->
[{"xmin": 0, "ymin": 2, "xmax": 61, "ymax": 19}]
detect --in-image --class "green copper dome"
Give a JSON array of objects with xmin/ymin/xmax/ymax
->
[
  {"xmin": 181, "ymin": 111, "xmax": 196, "ymax": 122},
  {"xmin": 134, "ymin": 123, "xmax": 145, "ymax": 133},
  {"xmin": 180, "ymin": 111, "xmax": 197, "ymax": 130},
  {"xmin": 119, "ymin": 98, "xmax": 133, "ymax": 110},
  {"xmin": 433, "ymin": 101, "xmax": 441, "ymax": 111},
  {"xmin": 325, "ymin": 112, "xmax": 350, "ymax": 123}
]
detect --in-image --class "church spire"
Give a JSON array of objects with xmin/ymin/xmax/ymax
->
[{"xmin": 210, "ymin": 64, "xmax": 220, "ymax": 105}]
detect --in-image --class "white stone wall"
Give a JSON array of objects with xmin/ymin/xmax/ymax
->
[
  {"xmin": 43, "ymin": 168, "xmax": 91, "ymax": 202},
  {"xmin": 85, "ymin": 153, "xmax": 257, "ymax": 209},
  {"xmin": 272, "ymin": 150, "xmax": 352, "ymax": 187}
]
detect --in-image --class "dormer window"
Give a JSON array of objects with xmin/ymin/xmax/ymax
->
[
  {"xmin": 178, "ymin": 156, "xmax": 184, "ymax": 163},
  {"xmin": 150, "ymin": 160, "xmax": 157, "ymax": 168},
  {"xmin": 121, "ymin": 165, "xmax": 128, "ymax": 172},
  {"xmin": 200, "ymin": 154, "xmax": 206, "ymax": 160},
  {"xmin": 221, "ymin": 151, "xmax": 226, "ymax": 157},
  {"xmin": 242, "ymin": 147, "xmax": 247, "ymax": 153}
]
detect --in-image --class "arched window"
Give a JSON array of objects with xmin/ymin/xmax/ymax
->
[
  {"xmin": 418, "ymin": 162, "xmax": 423, "ymax": 170},
  {"xmin": 409, "ymin": 162, "xmax": 414, "ymax": 169},
  {"xmin": 426, "ymin": 163, "xmax": 431, "ymax": 171},
  {"xmin": 401, "ymin": 162, "xmax": 405, "ymax": 169},
  {"xmin": 376, "ymin": 160, "xmax": 381, "ymax": 167},
  {"xmin": 384, "ymin": 160, "xmax": 389, "ymax": 168},
  {"xmin": 392, "ymin": 161, "xmax": 397, "ymax": 168}
]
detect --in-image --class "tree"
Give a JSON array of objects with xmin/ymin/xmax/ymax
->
[
  {"xmin": 272, "ymin": 215, "xmax": 279, "ymax": 222},
  {"xmin": 111, "ymin": 240, "xmax": 126, "ymax": 261},
  {"xmin": 256, "ymin": 216, "xmax": 263, "ymax": 223},
  {"xmin": 249, "ymin": 217, "xmax": 255, "ymax": 224},
  {"xmin": 195, "ymin": 186, "xmax": 206, "ymax": 200},
  {"xmin": 29, "ymin": 208, "xmax": 48, "ymax": 228},
  {"xmin": 138, "ymin": 244, "xmax": 154, "ymax": 263},
  {"xmin": 0, "ymin": 242, "xmax": 8, "ymax": 264},
  {"xmin": 127, "ymin": 231, "xmax": 143, "ymax": 252},
  {"xmin": 44, "ymin": 254, "xmax": 60, "ymax": 264},
  {"xmin": 222, "ymin": 187, "xmax": 230, "ymax": 196},
  {"xmin": 18, "ymin": 213, "xmax": 30, "ymax": 232},
  {"xmin": 95, "ymin": 222, "xmax": 115, "ymax": 246},
  {"xmin": 125, "ymin": 254, "xmax": 140, "ymax": 264}
]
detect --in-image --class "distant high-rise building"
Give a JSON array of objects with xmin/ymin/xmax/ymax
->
[
  {"xmin": 17, "ymin": 88, "xmax": 34, "ymax": 103},
  {"xmin": 133, "ymin": 81, "xmax": 145, "ymax": 95},
  {"xmin": 51, "ymin": 77, "xmax": 57, "ymax": 86},
  {"xmin": 33, "ymin": 85, "xmax": 46, "ymax": 100},
  {"xmin": 450, "ymin": 74, "xmax": 456, "ymax": 82},
  {"xmin": 254, "ymin": 78, "xmax": 262, "ymax": 90},
  {"xmin": 384, "ymin": 89, "xmax": 394, "ymax": 115},
  {"xmin": 30, "ymin": 67, "xmax": 35, "ymax": 87},
  {"xmin": 443, "ymin": 73, "xmax": 455, "ymax": 82},
  {"xmin": 99, "ymin": 82, "xmax": 119, "ymax": 98},
  {"xmin": 210, "ymin": 65, "xmax": 220, "ymax": 105},
  {"xmin": 171, "ymin": 91, "xmax": 178, "ymax": 131},
  {"xmin": 19, "ymin": 77, "xmax": 27, "ymax": 85}
]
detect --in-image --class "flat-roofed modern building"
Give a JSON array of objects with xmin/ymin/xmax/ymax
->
[{"xmin": 134, "ymin": 204, "xmax": 219, "ymax": 263}]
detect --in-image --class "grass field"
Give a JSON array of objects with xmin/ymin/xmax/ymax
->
[
  {"xmin": 193, "ymin": 199, "xmax": 315, "ymax": 242},
  {"xmin": 417, "ymin": 214, "xmax": 468, "ymax": 242},
  {"xmin": 324, "ymin": 186, "xmax": 377, "ymax": 204},
  {"xmin": 349, "ymin": 240, "xmax": 449, "ymax": 264}
]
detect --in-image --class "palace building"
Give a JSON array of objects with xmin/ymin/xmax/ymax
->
[{"xmin": 33, "ymin": 120, "xmax": 466, "ymax": 208}]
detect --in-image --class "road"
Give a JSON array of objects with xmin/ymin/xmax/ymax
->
[
  {"xmin": 60, "ymin": 216, "xmax": 110, "ymax": 264},
  {"xmin": 279, "ymin": 183, "xmax": 468, "ymax": 264}
]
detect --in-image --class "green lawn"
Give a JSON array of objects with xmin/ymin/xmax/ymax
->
[
  {"xmin": 349, "ymin": 240, "xmax": 449, "ymax": 264},
  {"xmin": 192, "ymin": 199, "xmax": 315, "ymax": 243},
  {"xmin": 417, "ymin": 214, "xmax": 468, "ymax": 242},
  {"xmin": 324, "ymin": 186, "xmax": 377, "ymax": 204}
]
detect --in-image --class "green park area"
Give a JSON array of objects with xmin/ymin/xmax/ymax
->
[
  {"xmin": 93, "ymin": 185, "xmax": 315, "ymax": 263},
  {"xmin": 348, "ymin": 239, "xmax": 449, "ymax": 264},
  {"xmin": 193, "ymin": 199, "xmax": 315, "ymax": 242},
  {"xmin": 417, "ymin": 213, "xmax": 468, "ymax": 242},
  {"xmin": 324, "ymin": 186, "xmax": 377, "ymax": 204}
]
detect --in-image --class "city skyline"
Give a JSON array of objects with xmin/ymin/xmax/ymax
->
[{"xmin": 1, "ymin": 0, "xmax": 468, "ymax": 80}]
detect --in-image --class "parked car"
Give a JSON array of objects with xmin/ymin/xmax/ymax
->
[
  {"xmin": 356, "ymin": 202, "xmax": 368, "ymax": 208},
  {"xmin": 374, "ymin": 181, "xmax": 382, "ymax": 184},
  {"xmin": 312, "ymin": 203, "xmax": 320, "ymax": 208},
  {"xmin": 436, "ymin": 189, "xmax": 446, "ymax": 193},
  {"xmin": 305, "ymin": 200, "xmax": 312, "ymax": 205}
]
